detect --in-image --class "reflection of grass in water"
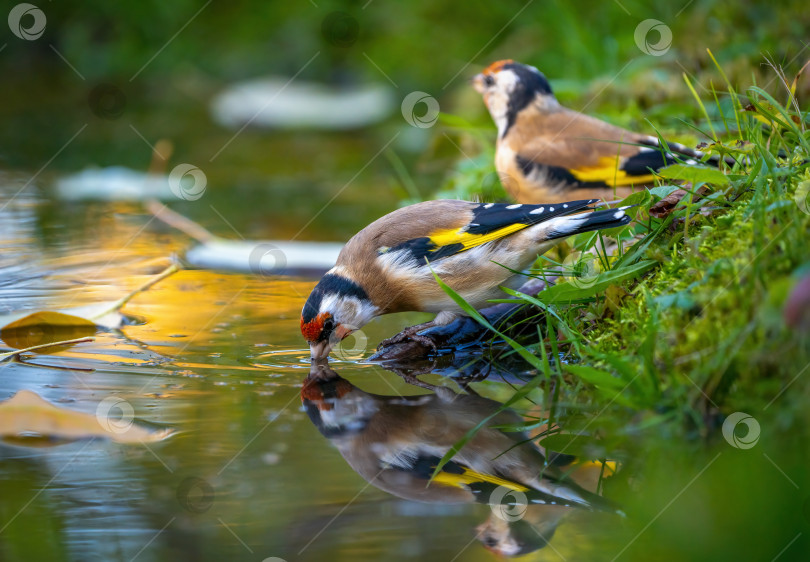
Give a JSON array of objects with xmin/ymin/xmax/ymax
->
[{"xmin": 427, "ymin": 62, "xmax": 810, "ymax": 559}]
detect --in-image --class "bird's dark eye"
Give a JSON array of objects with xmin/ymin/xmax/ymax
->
[
  {"xmin": 322, "ymin": 317, "xmax": 336, "ymax": 336},
  {"xmin": 483, "ymin": 74, "xmax": 495, "ymax": 87}
]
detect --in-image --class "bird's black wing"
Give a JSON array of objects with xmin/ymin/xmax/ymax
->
[{"xmin": 384, "ymin": 199, "xmax": 598, "ymax": 262}]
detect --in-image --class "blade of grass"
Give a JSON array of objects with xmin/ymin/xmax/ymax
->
[{"xmin": 683, "ymin": 73, "xmax": 717, "ymax": 140}]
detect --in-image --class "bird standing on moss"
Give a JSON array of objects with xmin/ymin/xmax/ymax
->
[
  {"xmin": 301, "ymin": 198, "xmax": 631, "ymax": 360},
  {"xmin": 472, "ymin": 59, "xmax": 730, "ymax": 203}
]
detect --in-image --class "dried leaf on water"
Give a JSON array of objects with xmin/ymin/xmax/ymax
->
[
  {"xmin": 0, "ymin": 390, "xmax": 173, "ymax": 445},
  {"xmin": 0, "ymin": 263, "xmax": 179, "ymax": 349}
]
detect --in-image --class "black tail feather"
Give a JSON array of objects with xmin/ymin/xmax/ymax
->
[{"xmin": 546, "ymin": 206, "xmax": 632, "ymax": 241}]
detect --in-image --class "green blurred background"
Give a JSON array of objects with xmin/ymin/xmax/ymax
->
[{"xmin": 2, "ymin": 0, "xmax": 808, "ymax": 242}]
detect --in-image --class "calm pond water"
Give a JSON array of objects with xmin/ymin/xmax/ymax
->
[{"xmin": 1, "ymin": 163, "xmax": 809, "ymax": 562}]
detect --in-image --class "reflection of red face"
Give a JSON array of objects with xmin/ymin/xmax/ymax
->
[
  {"xmin": 300, "ymin": 312, "xmax": 332, "ymax": 343},
  {"xmin": 300, "ymin": 376, "xmax": 353, "ymax": 410}
]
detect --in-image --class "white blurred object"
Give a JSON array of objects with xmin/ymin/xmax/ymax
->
[
  {"xmin": 211, "ymin": 78, "xmax": 396, "ymax": 130},
  {"xmin": 185, "ymin": 239, "xmax": 343, "ymax": 275},
  {"xmin": 56, "ymin": 167, "xmax": 172, "ymax": 201}
]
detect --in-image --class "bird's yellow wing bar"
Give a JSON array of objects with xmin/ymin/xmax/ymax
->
[
  {"xmin": 427, "ymin": 222, "xmax": 528, "ymax": 253},
  {"xmin": 570, "ymin": 156, "xmax": 658, "ymax": 186},
  {"xmin": 382, "ymin": 199, "xmax": 598, "ymax": 262},
  {"xmin": 432, "ymin": 466, "xmax": 530, "ymax": 492}
]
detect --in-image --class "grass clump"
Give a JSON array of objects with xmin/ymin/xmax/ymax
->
[{"xmin": 421, "ymin": 62, "xmax": 810, "ymax": 450}]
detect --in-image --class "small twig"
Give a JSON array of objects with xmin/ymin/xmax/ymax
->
[
  {"xmin": 145, "ymin": 200, "xmax": 217, "ymax": 244},
  {"xmin": 105, "ymin": 262, "xmax": 181, "ymax": 313},
  {"xmin": 149, "ymin": 139, "xmax": 174, "ymax": 175},
  {"xmin": 15, "ymin": 356, "xmax": 95, "ymax": 372},
  {"xmin": 0, "ymin": 337, "xmax": 95, "ymax": 361},
  {"xmin": 142, "ymin": 138, "xmax": 217, "ymax": 244}
]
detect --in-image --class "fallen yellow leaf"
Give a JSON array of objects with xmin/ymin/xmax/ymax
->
[
  {"xmin": 0, "ymin": 263, "xmax": 180, "ymax": 349},
  {"xmin": 1, "ymin": 312, "xmax": 97, "ymax": 349},
  {"xmin": 2, "ymin": 311, "xmax": 97, "ymax": 331},
  {"xmin": 0, "ymin": 390, "xmax": 173, "ymax": 445}
]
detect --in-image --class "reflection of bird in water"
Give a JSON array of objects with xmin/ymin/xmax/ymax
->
[
  {"xmin": 477, "ymin": 504, "xmax": 567, "ymax": 557},
  {"xmin": 302, "ymin": 364, "xmax": 621, "ymax": 555},
  {"xmin": 476, "ymin": 455, "xmax": 617, "ymax": 557}
]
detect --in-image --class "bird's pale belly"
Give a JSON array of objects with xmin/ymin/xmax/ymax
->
[{"xmin": 417, "ymin": 271, "xmax": 529, "ymax": 313}]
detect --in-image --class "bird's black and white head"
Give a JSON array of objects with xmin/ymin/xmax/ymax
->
[
  {"xmin": 476, "ymin": 516, "xmax": 555, "ymax": 557},
  {"xmin": 472, "ymin": 60, "xmax": 557, "ymax": 138},
  {"xmin": 300, "ymin": 269, "xmax": 379, "ymax": 361}
]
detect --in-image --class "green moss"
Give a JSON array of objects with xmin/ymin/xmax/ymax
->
[
  {"xmin": 589, "ymin": 191, "xmax": 810, "ymax": 401},
  {"xmin": 424, "ymin": 75, "xmax": 810, "ymax": 444}
]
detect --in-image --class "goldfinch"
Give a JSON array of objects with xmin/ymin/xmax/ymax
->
[
  {"xmin": 472, "ymin": 59, "xmax": 729, "ymax": 203},
  {"xmin": 476, "ymin": 505, "xmax": 568, "ymax": 557},
  {"xmin": 302, "ymin": 365, "xmax": 620, "ymax": 513},
  {"xmin": 301, "ymin": 198, "xmax": 631, "ymax": 360}
]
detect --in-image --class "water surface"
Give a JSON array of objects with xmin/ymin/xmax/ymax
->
[{"xmin": 1, "ymin": 169, "xmax": 808, "ymax": 562}]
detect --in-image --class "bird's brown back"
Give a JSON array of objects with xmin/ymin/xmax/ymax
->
[
  {"xmin": 507, "ymin": 104, "xmax": 646, "ymax": 169},
  {"xmin": 336, "ymin": 200, "xmax": 477, "ymax": 312}
]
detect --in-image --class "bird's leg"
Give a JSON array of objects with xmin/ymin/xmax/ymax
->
[
  {"xmin": 377, "ymin": 320, "xmax": 441, "ymax": 352},
  {"xmin": 384, "ymin": 364, "xmax": 440, "ymax": 391},
  {"xmin": 374, "ymin": 277, "xmax": 558, "ymax": 360},
  {"xmin": 377, "ymin": 311, "xmax": 461, "ymax": 352}
]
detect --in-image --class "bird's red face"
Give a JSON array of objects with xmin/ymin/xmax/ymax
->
[
  {"xmin": 472, "ymin": 60, "xmax": 554, "ymax": 139},
  {"xmin": 300, "ymin": 312, "xmax": 332, "ymax": 343},
  {"xmin": 300, "ymin": 312, "xmax": 353, "ymax": 361},
  {"xmin": 472, "ymin": 59, "xmax": 514, "ymax": 101},
  {"xmin": 300, "ymin": 272, "xmax": 376, "ymax": 361}
]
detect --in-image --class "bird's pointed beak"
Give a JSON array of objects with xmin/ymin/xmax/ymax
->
[
  {"xmin": 309, "ymin": 340, "xmax": 333, "ymax": 362},
  {"xmin": 308, "ymin": 361, "xmax": 338, "ymax": 381},
  {"xmin": 471, "ymin": 73, "xmax": 486, "ymax": 93}
]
